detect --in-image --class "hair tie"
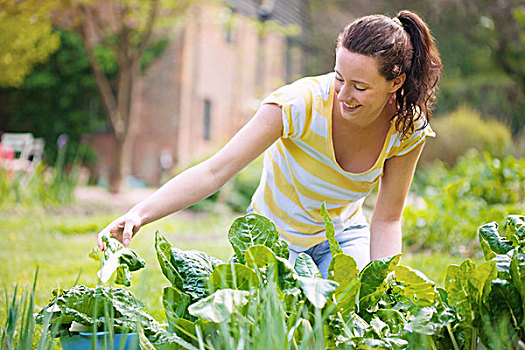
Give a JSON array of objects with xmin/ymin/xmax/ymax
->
[{"xmin": 392, "ymin": 17, "xmax": 403, "ymax": 27}]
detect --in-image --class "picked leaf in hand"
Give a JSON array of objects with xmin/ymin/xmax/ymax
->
[{"xmin": 93, "ymin": 236, "xmax": 145, "ymax": 286}]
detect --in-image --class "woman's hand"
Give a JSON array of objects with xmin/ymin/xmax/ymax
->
[{"xmin": 97, "ymin": 211, "xmax": 142, "ymax": 250}]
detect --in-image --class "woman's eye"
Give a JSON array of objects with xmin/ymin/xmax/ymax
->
[
  {"xmin": 355, "ymin": 85, "xmax": 367, "ymax": 91},
  {"xmin": 335, "ymin": 76, "xmax": 344, "ymax": 82}
]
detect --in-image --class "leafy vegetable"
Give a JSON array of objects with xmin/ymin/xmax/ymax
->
[
  {"xmin": 155, "ymin": 231, "xmax": 223, "ymax": 302},
  {"xmin": 228, "ymin": 214, "xmax": 289, "ymax": 264},
  {"xmin": 187, "ymin": 289, "xmax": 251, "ymax": 323},
  {"xmin": 90, "ymin": 236, "xmax": 145, "ymax": 286}
]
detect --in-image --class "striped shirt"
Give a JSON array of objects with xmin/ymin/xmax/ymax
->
[{"xmin": 249, "ymin": 73, "xmax": 435, "ymax": 250}]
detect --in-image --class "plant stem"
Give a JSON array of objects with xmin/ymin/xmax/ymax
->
[{"xmin": 446, "ymin": 323, "xmax": 460, "ymax": 350}]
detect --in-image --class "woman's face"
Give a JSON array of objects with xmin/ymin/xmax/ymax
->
[{"xmin": 333, "ymin": 47, "xmax": 404, "ymax": 127}]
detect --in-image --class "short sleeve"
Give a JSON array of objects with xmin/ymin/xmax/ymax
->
[
  {"xmin": 395, "ymin": 119, "xmax": 435, "ymax": 157},
  {"xmin": 261, "ymin": 79, "xmax": 312, "ymax": 139}
]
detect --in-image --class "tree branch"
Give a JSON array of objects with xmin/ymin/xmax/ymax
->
[
  {"xmin": 79, "ymin": 4, "xmax": 121, "ymax": 135},
  {"xmin": 134, "ymin": 0, "xmax": 159, "ymax": 62}
]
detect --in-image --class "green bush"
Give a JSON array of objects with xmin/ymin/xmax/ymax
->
[
  {"xmin": 420, "ymin": 106, "xmax": 512, "ymax": 167},
  {"xmin": 404, "ymin": 150, "xmax": 524, "ymax": 256},
  {"xmin": 0, "ymin": 145, "xmax": 83, "ymax": 209}
]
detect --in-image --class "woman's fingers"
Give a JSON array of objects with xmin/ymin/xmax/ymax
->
[
  {"xmin": 122, "ymin": 220, "xmax": 134, "ymax": 246},
  {"xmin": 97, "ymin": 213, "xmax": 142, "ymax": 250}
]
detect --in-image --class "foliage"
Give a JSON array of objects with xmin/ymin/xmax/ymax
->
[
  {"xmin": 90, "ymin": 236, "xmax": 146, "ymax": 287},
  {"xmin": 0, "ymin": 0, "xmax": 61, "ymax": 87},
  {"xmin": 404, "ymin": 150, "xmax": 524, "ymax": 256},
  {"xmin": 0, "ymin": 144, "xmax": 84, "ymax": 210},
  {"xmin": 51, "ymin": 0, "xmax": 198, "ymax": 193},
  {"xmin": 34, "ymin": 285, "xmax": 192, "ymax": 348},
  {"xmin": 419, "ymin": 106, "xmax": 513, "ymax": 167},
  {"xmin": 0, "ymin": 29, "xmax": 105, "ymax": 166}
]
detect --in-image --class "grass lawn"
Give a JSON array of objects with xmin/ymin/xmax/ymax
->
[{"xmin": 0, "ymin": 198, "xmax": 479, "ymax": 346}]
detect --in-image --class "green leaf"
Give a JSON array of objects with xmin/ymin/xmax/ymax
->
[
  {"xmin": 96, "ymin": 236, "xmax": 145, "ymax": 286},
  {"xmin": 34, "ymin": 285, "xmax": 166, "ymax": 339},
  {"xmin": 320, "ymin": 202, "xmax": 343, "ymax": 256},
  {"xmin": 358, "ymin": 254, "xmax": 401, "ymax": 313},
  {"xmin": 374, "ymin": 309, "xmax": 406, "ymax": 336},
  {"xmin": 228, "ymin": 214, "xmax": 285, "ymax": 264},
  {"xmin": 169, "ymin": 247, "xmax": 224, "ymax": 302},
  {"xmin": 163, "ymin": 287, "xmax": 192, "ymax": 331},
  {"xmin": 187, "ymin": 289, "xmax": 251, "ymax": 323},
  {"xmin": 510, "ymin": 249, "xmax": 525, "ymax": 329},
  {"xmin": 294, "ymin": 253, "xmax": 322, "ymax": 278},
  {"xmin": 155, "ymin": 231, "xmax": 184, "ymax": 290},
  {"xmin": 328, "ymin": 253, "xmax": 360, "ymax": 315},
  {"xmin": 208, "ymin": 263, "xmax": 259, "ymax": 292},
  {"xmin": 478, "ymin": 221, "xmax": 514, "ymax": 257},
  {"xmin": 114, "ymin": 265, "xmax": 132, "ymax": 287},
  {"xmin": 444, "ymin": 259, "xmax": 497, "ymax": 327},
  {"xmin": 506, "ymin": 215, "xmax": 525, "ymax": 241},
  {"xmin": 297, "ymin": 276, "xmax": 338, "ymax": 309},
  {"xmin": 244, "ymin": 245, "xmax": 278, "ymax": 269},
  {"xmin": 405, "ymin": 307, "xmax": 445, "ymax": 335},
  {"xmin": 394, "ymin": 265, "xmax": 437, "ymax": 306}
]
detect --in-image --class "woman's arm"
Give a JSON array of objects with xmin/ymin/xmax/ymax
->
[
  {"xmin": 98, "ymin": 103, "xmax": 283, "ymax": 249},
  {"xmin": 369, "ymin": 141, "xmax": 425, "ymax": 260}
]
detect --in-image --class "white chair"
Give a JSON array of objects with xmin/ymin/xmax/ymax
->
[{"xmin": 1, "ymin": 133, "xmax": 44, "ymax": 171}]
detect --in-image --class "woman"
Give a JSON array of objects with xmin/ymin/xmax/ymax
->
[{"xmin": 98, "ymin": 10, "xmax": 442, "ymax": 278}]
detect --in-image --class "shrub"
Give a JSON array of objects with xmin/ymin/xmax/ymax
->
[
  {"xmin": 420, "ymin": 105, "xmax": 512, "ymax": 167},
  {"xmin": 404, "ymin": 150, "xmax": 524, "ymax": 256}
]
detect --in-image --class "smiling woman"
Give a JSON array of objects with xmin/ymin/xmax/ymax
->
[{"xmin": 97, "ymin": 10, "xmax": 442, "ymax": 279}]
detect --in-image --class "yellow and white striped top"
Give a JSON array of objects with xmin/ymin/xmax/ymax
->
[{"xmin": 249, "ymin": 73, "xmax": 435, "ymax": 250}]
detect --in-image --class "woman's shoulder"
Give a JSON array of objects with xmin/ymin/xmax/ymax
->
[{"xmin": 270, "ymin": 72, "xmax": 334, "ymax": 102}]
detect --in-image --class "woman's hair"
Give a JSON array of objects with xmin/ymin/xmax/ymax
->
[{"xmin": 337, "ymin": 10, "xmax": 442, "ymax": 139}]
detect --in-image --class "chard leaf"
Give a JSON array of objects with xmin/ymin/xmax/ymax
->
[
  {"xmin": 444, "ymin": 259, "xmax": 497, "ymax": 326},
  {"xmin": 358, "ymin": 254, "xmax": 401, "ymax": 313},
  {"xmin": 510, "ymin": 249, "xmax": 525, "ymax": 329},
  {"xmin": 187, "ymin": 289, "xmax": 251, "ymax": 323},
  {"xmin": 114, "ymin": 265, "xmax": 132, "ymax": 287},
  {"xmin": 328, "ymin": 253, "xmax": 360, "ymax": 314},
  {"xmin": 405, "ymin": 306, "xmax": 446, "ymax": 335},
  {"xmin": 506, "ymin": 215, "xmax": 525, "ymax": 242},
  {"xmin": 228, "ymin": 214, "xmax": 287, "ymax": 264},
  {"xmin": 155, "ymin": 231, "xmax": 184, "ymax": 290},
  {"xmin": 374, "ymin": 309, "xmax": 406, "ymax": 336},
  {"xmin": 297, "ymin": 276, "xmax": 338, "ymax": 309},
  {"xmin": 163, "ymin": 286, "xmax": 192, "ymax": 331},
  {"xmin": 244, "ymin": 245, "xmax": 277, "ymax": 269},
  {"xmin": 320, "ymin": 202, "xmax": 343, "ymax": 256},
  {"xmin": 170, "ymin": 247, "xmax": 224, "ymax": 302},
  {"xmin": 275, "ymin": 256, "xmax": 301, "ymax": 295},
  {"xmin": 393, "ymin": 265, "xmax": 437, "ymax": 306},
  {"xmin": 34, "ymin": 285, "xmax": 166, "ymax": 340},
  {"xmin": 208, "ymin": 263, "xmax": 259, "ymax": 292},
  {"xmin": 95, "ymin": 236, "xmax": 145, "ymax": 286},
  {"xmin": 478, "ymin": 221, "xmax": 514, "ymax": 259},
  {"xmin": 294, "ymin": 253, "xmax": 322, "ymax": 278}
]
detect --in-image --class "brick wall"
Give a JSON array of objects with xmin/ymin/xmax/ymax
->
[{"xmin": 91, "ymin": 2, "xmax": 305, "ymax": 187}]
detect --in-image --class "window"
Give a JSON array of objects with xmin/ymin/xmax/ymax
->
[{"xmin": 203, "ymin": 99, "xmax": 211, "ymax": 141}]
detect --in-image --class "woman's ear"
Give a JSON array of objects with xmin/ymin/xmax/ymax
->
[{"xmin": 390, "ymin": 73, "xmax": 406, "ymax": 93}]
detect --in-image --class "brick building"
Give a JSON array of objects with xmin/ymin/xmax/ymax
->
[{"xmin": 91, "ymin": 0, "xmax": 310, "ymax": 186}]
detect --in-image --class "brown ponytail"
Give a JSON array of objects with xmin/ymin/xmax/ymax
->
[{"xmin": 337, "ymin": 10, "xmax": 442, "ymax": 139}]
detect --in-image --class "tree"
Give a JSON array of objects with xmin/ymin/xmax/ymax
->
[
  {"xmin": 0, "ymin": 29, "xmax": 106, "ymax": 166},
  {"xmin": 54, "ymin": 0, "xmax": 196, "ymax": 193},
  {"xmin": 0, "ymin": 0, "xmax": 61, "ymax": 87}
]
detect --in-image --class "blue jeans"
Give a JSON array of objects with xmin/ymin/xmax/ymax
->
[{"xmin": 288, "ymin": 224, "xmax": 370, "ymax": 278}]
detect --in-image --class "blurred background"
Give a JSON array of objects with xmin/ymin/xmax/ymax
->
[{"xmin": 0, "ymin": 0, "xmax": 523, "ymax": 276}]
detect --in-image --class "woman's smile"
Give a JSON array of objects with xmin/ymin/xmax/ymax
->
[{"xmin": 342, "ymin": 102, "xmax": 361, "ymax": 112}]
